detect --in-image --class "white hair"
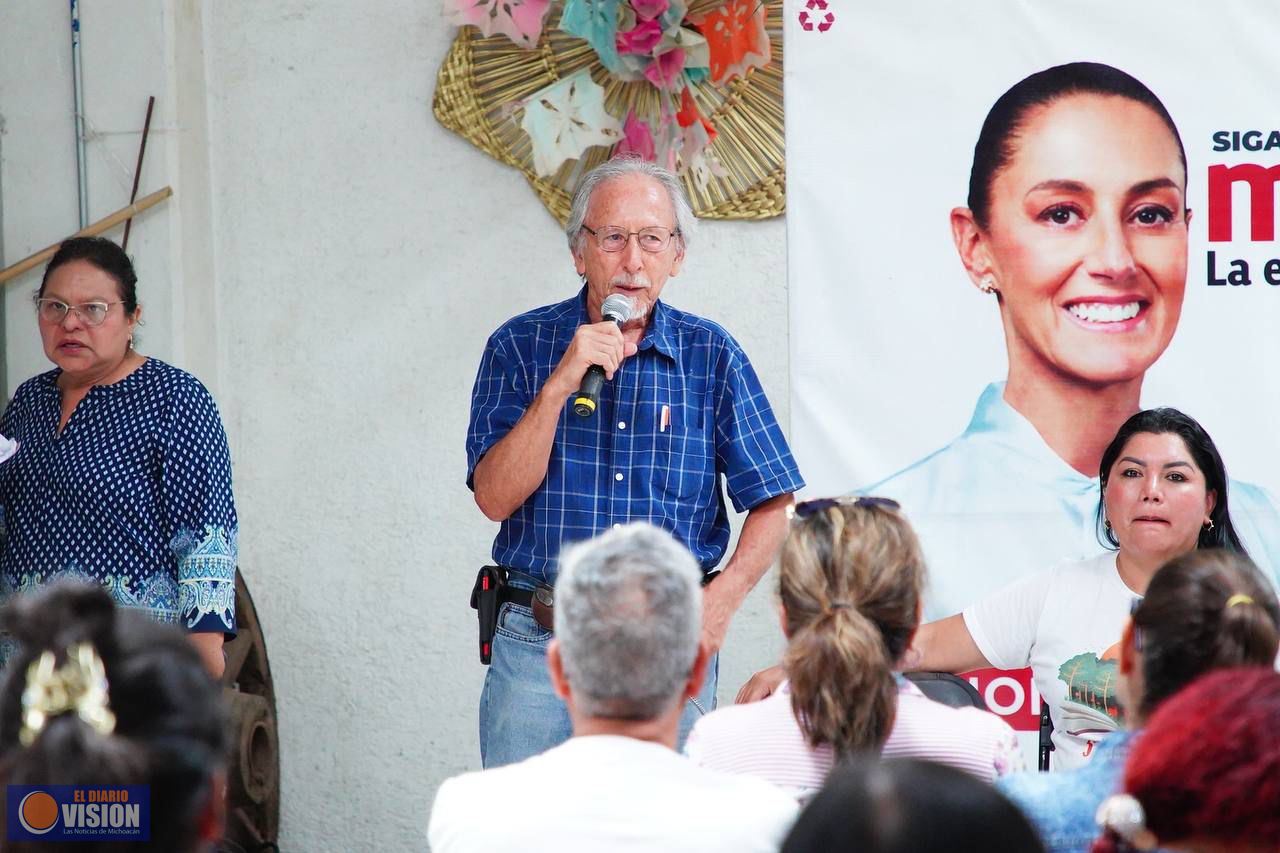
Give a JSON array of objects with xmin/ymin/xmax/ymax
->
[
  {"xmin": 554, "ymin": 522, "xmax": 703, "ymax": 720},
  {"xmin": 564, "ymin": 156, "xmax": 697, "ymax": 255}
]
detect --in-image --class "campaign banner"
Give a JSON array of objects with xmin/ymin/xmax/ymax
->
[{"xmin": 785, "ymin": 0, "xmax": 1280, "ymax": 765}]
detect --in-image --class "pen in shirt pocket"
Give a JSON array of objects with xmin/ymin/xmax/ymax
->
[{"xmin": 660, "ymin": 404, "xmax": 670, "ymax": 433}]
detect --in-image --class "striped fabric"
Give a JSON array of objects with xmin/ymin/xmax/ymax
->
[
  {"xmin": 466, "ymin": 289, "xmax": 803, "ymax": 580},
  {"xmin": 684, "ymin": 679, "xmax": 1023, "ymax": 800}
]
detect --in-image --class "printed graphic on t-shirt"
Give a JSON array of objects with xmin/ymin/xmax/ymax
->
[{"xmin": 1056, "ymin": 651, "xmax": 1123, "ymax": 740}]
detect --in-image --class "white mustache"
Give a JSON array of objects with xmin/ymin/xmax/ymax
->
[{"xmin": 610, "ymin": 274, "xmax": 651, "ymax": 289}]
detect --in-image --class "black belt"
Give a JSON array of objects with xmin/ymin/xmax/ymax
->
[
  {"xmin": 499, "ymin": 569, "xmax": 556, "ymax": 632},
  {"xmin": 500, "ymin": 567, "xmax": 717, "ymax": 628},
  {"xmin": 473, "ymin": 565, "xmax": 722, "ymax": 665}
]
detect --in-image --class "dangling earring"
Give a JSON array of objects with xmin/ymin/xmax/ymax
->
[
  {"xmin": 979, "ymin": 275, "xmax": 998, "ymax": 294},
  {"xmin": 1204, "ymin": 518, "xmax": 1215, "ymax": 531}
]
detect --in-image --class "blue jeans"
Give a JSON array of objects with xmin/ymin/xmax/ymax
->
[{"xmin": 478, "ymin": 597, "xmax": 718, "ymax": 768}]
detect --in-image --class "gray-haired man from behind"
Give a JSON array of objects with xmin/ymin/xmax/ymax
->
[{"xmin": 429, "ymin": 523, "xmax": 798, "ymax": 853}]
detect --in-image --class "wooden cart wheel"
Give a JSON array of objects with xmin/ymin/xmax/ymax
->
[{"xmin": 220, "ymin": 570, "xmax": 280, "ymax": 851}]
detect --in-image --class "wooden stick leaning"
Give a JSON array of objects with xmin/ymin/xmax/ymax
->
[
  {"xmin": 0, "ymin": 186, "xmax": 172, "ymax": 286},
  {"xmin": 122, "ymin": 95, "xmax": 157, "ymax": 251}
]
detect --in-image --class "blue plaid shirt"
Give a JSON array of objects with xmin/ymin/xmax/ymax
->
[{"xmin": 467, "ymin": 289, "xmax": 803, "ymax": 581}]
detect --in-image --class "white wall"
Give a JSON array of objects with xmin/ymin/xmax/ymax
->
[{"xmin": 2, "ymin": 2, "xmax": 790, "ymax": 849}]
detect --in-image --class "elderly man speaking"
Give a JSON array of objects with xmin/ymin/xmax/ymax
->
[
  {"xmin": 466, "ymin": 156, "xmax": 803, "ymax": 767},
  {"xmin": 431, "ymin": 524, "xmax": 798, "ymax": 852}
]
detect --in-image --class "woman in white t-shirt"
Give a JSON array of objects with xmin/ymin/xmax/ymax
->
[
  {"xmin": 685, "ymin": 498, "xmax": 1020, "ymax": 800},
  {"xmin": 910, "ymin": 407, "xmax": 1252, "ymax": 770}
]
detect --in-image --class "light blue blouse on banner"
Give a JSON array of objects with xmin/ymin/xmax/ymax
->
[{"xmin": 863, "ymin": 383, "xmax": 1280, "ymax": 621}]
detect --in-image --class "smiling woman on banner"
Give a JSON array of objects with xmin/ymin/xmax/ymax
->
[
  {"xmin": 908, "ymin": 408, "xmax": 1251, "ymax": 771},
  {"xmin": 860, "ymin": 62, "xmax": 1280, "ymax": 618},
  {"xmin": 0, "ymin": 237, "xmax": 237, "ymax": 677}
]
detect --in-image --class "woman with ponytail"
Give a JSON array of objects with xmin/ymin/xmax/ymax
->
[
  {"xmin": 684, "ymin": 498, "xmax": 1019, "ymax": 799},
  {"xmin": 999, "ymin": 548, "xmax": 1279, "ymax": 853},
  {"xmin": 0, "ymin": 582, "xmax": 229, "ymax": 852}
]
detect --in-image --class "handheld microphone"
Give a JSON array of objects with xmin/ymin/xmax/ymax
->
[{"xmin": 573, "ymin": 294, "xmax": 635, "ymax": 417}]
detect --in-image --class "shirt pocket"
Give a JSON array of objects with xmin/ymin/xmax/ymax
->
[{"xmin": 640, "ymin": 396, "xmax": 713, "ymax": 503}]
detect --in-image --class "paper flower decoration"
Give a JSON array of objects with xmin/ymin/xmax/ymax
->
[
  {"xmin": 616, "ymin": 18, "xmax": 664, "ymax": 55},
  {"xmin": 433, "ymin": 0, "xmax": 785, "ymax": 222},
  {"xmin": 676, "ymin": 86, "xmax": 716, "ymax": 143},
  {"xmin": 687, "ymin": 0, "xmax": 770, "ymax": 84},
  {"xmin": 559, "ymin": 0, "xmax": 627, "ymax": 74},
  {"xmin": 520, "ymin": 69, "xmax": 624, "ymax": 177},
  {"xmin": 617, "ymin": 112, "xmax": 657, "ymax": 161},
  {"xmin": 445, "ymin": 0, "xmax": 553, "ymax": 49},
  {"xmin": 644, "ymin": 48, "xmax": 686, "ymax": 90},
  {"xmin": 561, "ymin": 0, "xmax": 708, "ymax": 87},
  {"xmin": 631, "ymin": 0, "xmax": 669, "ymax": 21}
]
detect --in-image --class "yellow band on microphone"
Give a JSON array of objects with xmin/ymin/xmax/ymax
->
[{"xmin": 573, "ymin": 396, "xmax": 596, "ymax": 414}]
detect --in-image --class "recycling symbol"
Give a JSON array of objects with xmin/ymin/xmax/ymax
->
[{"xmin": 798, "ymin": 0, "xmax": 834, "ymax": 32}]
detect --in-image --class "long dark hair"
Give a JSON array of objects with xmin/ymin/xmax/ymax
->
[
  {"xmin": 780, "ymin": 502, "xmax": 924, "ymax": 759},
  {"xmin": 0, "ymin": 583, "xmax": 228, "ymax": 853},
  {"xmin": 1129, "ymin": 549, "xmax": 1279, "ymax": 720},
  {"xmin": 968, "ymin": 62, "xmax": 1187, "ymax": 230},
  {"xmin": 1095, "ymin": 408, "xmax": 1246, "ymax": 553}
]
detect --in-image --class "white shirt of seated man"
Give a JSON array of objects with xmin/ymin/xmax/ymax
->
[{"xmin": 428, "ymin": 523, "xmax": 799, "ymax": 853}]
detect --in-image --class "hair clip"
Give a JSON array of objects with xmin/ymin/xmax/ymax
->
[
  {"xmin": 1095, "ymin": 794, "xmax": 1157, "ymax": 851},
  {"xmin": 1226, "ymin": 593, "xmax": 1255, "ymax": 609},
  {"xmin": 20, "ymin": 643, "xmax": 117, "ymax": 747}
]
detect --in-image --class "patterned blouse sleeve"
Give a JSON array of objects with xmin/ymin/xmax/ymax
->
[
  {"xmin": 0, "ymin": 382, "xmax": 32, "ymax": 531},
  {"xmin": 163, "ymin": 375, "xmax": 238, "ymax": 635},
  {"xmin": 990, "ymin": 717, "xmax": 1025, "ymax": 777}
]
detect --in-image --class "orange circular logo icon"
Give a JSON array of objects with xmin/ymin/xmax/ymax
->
[{"xmin": 18, "ymin": 790, "xmax": 59, "ymax": 834}]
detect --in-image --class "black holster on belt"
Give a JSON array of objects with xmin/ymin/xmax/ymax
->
[{"xmin": 470, "ymin": 566, "xmax": 504, "ymax": 665}]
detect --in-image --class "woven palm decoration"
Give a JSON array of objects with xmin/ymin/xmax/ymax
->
[{"xmin": 433, "ymin": 0, "xmax": 784, "ymax": 224}]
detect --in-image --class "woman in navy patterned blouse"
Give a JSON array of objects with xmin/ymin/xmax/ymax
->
[{"xmin": 0, "ymin": 237, "xmax": 237, "ymax": 677}]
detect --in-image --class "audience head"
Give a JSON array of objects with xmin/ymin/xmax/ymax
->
[
  {"xmin": 780, "ymin": 497, "xmax": 925, "ymax": 758},
  {"xmin": 1094, "ymin": 667, "xmax": 1280, "ymax": 853},
  {"xmin": 0, "ymin": 583, "xmax": 228, "ymax": 852},
  {"xmin": 1096, "ymin": 408, "xmax": 1244, "ymax": 554},
  {"xmin": 1121, "ymin": 549, "xmax": 1279, "ymax": 723},
  {"xmin": 783, "ymin": 757, "xmax": 1045, "ymax": 853},
  {"xmin": 552, "ymin": 522, "xmax": 704, "ymax": 722}
]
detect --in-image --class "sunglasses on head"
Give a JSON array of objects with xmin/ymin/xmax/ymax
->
[{"xmin": 788, "ymin": 496, "xmax": 901, "ymax": 521}]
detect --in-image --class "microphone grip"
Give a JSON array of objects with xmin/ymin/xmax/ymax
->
[
  {"xmin": 574, "ymin": 365, "xmax": 607, "ymax": 417},
  {"xmin": 572, "ymin": 312, "xmax": 626, "ymax": 418}
]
